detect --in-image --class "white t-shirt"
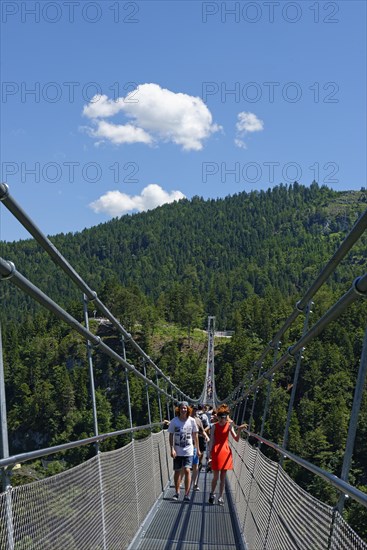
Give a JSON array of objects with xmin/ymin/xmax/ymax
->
[{"xmin": 168, "ymin": 416, "xmax": 198, "ymax": 457}]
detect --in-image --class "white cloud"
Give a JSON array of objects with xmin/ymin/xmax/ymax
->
[
  {"xmin": 235, "ymin": 111, "xmax": 264, "ymax": 148},
  {"xmin": 83, "ymin": 83, "xmax": 221, "ymax": 150},
  {"xmin": 234, "ymin": 138, "xmax": 247, "ymax": 149},
  {"xmin": 86, "ymin": 120, "xmax": 153, "ymax": 145},
  {"xmin": 236, "ymin": 112, "xmax": 264, "ymax": 133},
  {"xmin": 83, "ymin": 94, "xmax": 125, "ymax": 118},
  {"xmin": 89, "ymin": 184, "xmax": 186, "ymax": 217}
]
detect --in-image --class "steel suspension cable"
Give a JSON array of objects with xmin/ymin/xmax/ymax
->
[
  {"xmin": 224, "ymin": 208, "xmax": 367, "ymax": 402},
  {"xmin": 0, "ymin": 183, "xmax": 192, "ymax": 402},
  {"xmin": 230, "ymin": 273, "xmax": 367, "ymax": 406}
]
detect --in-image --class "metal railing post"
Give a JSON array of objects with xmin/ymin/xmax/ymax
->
[
  {"xmin": 165, "ymin": 380, "xmax": 171, "ymax": 421},
  {"xmin": 121, "ymin": 336, "xmax": 134, "ymax": 440},
  {"xmin": 258, "ymin": 375, "xmax": 274, "ymax": 449},
  {"xmin": 248, "ymin": 388, "xmax": 258, "ymax": 433},
  {"xmin": 170, "ymin": 379, "xmax": 176, "ymax": 416},
  {"xmin": 248, "ymin": 363, "xmax": 263, "ymax": 433},
  {"xmin": 83, "ymin": 297, "xmax": 107, "ymax": 549},
  {"xmin": 258, "ymin": 341, "xmax": 281, "ymax": 450},
  {"xmin": 234, "ymin": 388, "xmax": 242, "ymax": 424},
  {"xmin": 142, "ymin": 360, "xmax": 152, "ymax": 429},
  {"xmin": 156, "ymin": 373, "xmax": 163, "ymax": 423},
  {"xmin": 336, "ymin": 322, "xmax": 367, "ymax": 514},
  {"xmin": 235, "ymin": 387, "xmax": 246, "ymax": 426},
  {"xmin": 0, "ymin": 322, "xmax": 14, "ymax": 550},
  {"xmin": 234, "ymin": 393, "xmax": 242, "ymax": 425},
  {"xmin": 240, "ymin": 395, "xmax": 249, "ymax": 425},
  {"xmin": 83, "ymin": 294, "xmax": 99, "ymax": 450},
  {"xmin": 281, "ymin": 303, "xmax": 311, "ymax": 464}
]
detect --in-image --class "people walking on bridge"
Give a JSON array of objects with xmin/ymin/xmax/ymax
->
[
  {"xmin": 168, "ymin": 401, "xmax": 200, "ymax": 501},
  {"xmin": 191, "ymin": 405, "xmax": 210, "ymax": 491},
  {"xmin": 196, "ymin": 405, "xmax": 210, "ymax": 453},
  {"xmin": 206, "ymin": 408, "xmax": 217, "ymax": 472},
  {"xmin": 198, "ymin": 404, "xmax": 210, "ymax": 430},
  {"xmin": 207, "ymin": 404, "xmax": 247, "ymax": 506},
  {"xmin": 206, "ymin": 405, "xmax": 216, "ymax": 425}
]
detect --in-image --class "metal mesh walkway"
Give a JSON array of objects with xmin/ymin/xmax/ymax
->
[{"xmin": 128, "ymin": 464, "xmax": 245, "ymax": 550}]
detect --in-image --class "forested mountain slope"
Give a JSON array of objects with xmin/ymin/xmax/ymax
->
[{"xmin": 1, "ymin": 182, "xmax": 366, "ymax": 327}]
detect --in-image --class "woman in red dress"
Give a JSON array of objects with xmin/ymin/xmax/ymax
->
[{"xmin": 207, "ymin": 404, "xmax": 247, "ymax": 505}]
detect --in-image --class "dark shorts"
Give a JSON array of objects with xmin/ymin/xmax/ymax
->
[
  {"xmin": 199, "ymin": 437, "xmax": 206, "ymax": 453},
  {"xmin": 173, "ymin": 455, "xmax": 193, "ymax": 471}
]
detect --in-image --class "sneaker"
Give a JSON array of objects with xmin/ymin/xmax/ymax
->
[
  {"xmin": 172, "ymin": 493, "xmax": 179, "ymax": 501},
  {"xmin": 209, "ymin": 493, "xmax": 215, "ymax": 504},
  {"xmin": 218, "ymin": 497, "xmax": 224, "ymax": 506},
  {"xmin": 184, "ymin": 495, "xmax": 190, "ymax": 502},
  {"xmin": 194, "ymin": 485, "xmax": 200, "ymax": 492}
]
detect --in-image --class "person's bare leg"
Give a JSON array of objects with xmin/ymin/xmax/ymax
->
[
  {"xmin": 174, "ymin": 469, "xmax": 183, "ymax": 494},
  {"xmin": 219, "ymin": 470, "xmax": 226, "ymax": 498},
  {"xmin": 192, "ymin": 464, "xmax": 198, "ymax": 488},
  {"xmin": 184, "ymin": 467, "xmax": 191, "ymax": 495},
  {"xmin": 211, "ymin": 470, "xmax": 219, "ymax": 494}
]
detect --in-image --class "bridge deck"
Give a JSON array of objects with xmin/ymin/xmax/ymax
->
[{"xmin": 128, "ymin": 466, "xmax": 246, "ymax": 550}]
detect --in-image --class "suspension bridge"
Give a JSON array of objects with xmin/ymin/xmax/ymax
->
[{"xmin": 0, "ymin": 182, "xmax": 367, "ymax": 549}]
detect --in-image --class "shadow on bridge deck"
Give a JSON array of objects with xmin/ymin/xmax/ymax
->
[{"xmin": 128, "ymin": 466, "xmax": 246, "ymax": 550}]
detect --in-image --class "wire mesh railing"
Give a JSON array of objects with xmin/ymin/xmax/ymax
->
[
  {"xmin": 229, "ymin": 437, "xmax": 367, "ymax": 550},
  {"xmin": 0, "ymin": 431, "xmax": 171, "ymax": 550},
  {"xmin": 1, "ymin": 428, "xmax": 366, "ymax": 550}
]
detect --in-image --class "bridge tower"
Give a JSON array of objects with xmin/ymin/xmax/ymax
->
[{"xmin": 201, "ymin": 316, "xmax": 216, "ymax": 407}]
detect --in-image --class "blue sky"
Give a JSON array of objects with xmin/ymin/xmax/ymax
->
[{"xmin": 0, "ymin": 0, "xmax": 366, "ymax": 242}]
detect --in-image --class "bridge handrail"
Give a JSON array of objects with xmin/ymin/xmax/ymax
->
[
  {"xmin": 229, "ymin": 272, "xmax": 367, "ymax": 405},
  {"xmin": 226, "ymin": 208, "xmax": 367, "ymax": 401},
  {"xmin": 0, "ymin": 423, "xmax": 164, "ymax": 470},
  {"xmin": 0, "ymin": 257, "xmax": 180, "ymax": 402},
  {"xmin": 237, "ymin": 430, "xmax": 367, "ymax": 509},
  {"xmin": 0, "ymin": 183, "xmax": 193, "ymax": 403}
]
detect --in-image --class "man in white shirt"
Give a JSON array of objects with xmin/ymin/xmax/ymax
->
[{"xmin": 168, "ymin": 401, "xmax": 200, "ymax": 501}]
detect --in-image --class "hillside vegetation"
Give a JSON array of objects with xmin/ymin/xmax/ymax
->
[{"xmin": 1, "ymin": 182, "xmax": 366, "ymax": 327}]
